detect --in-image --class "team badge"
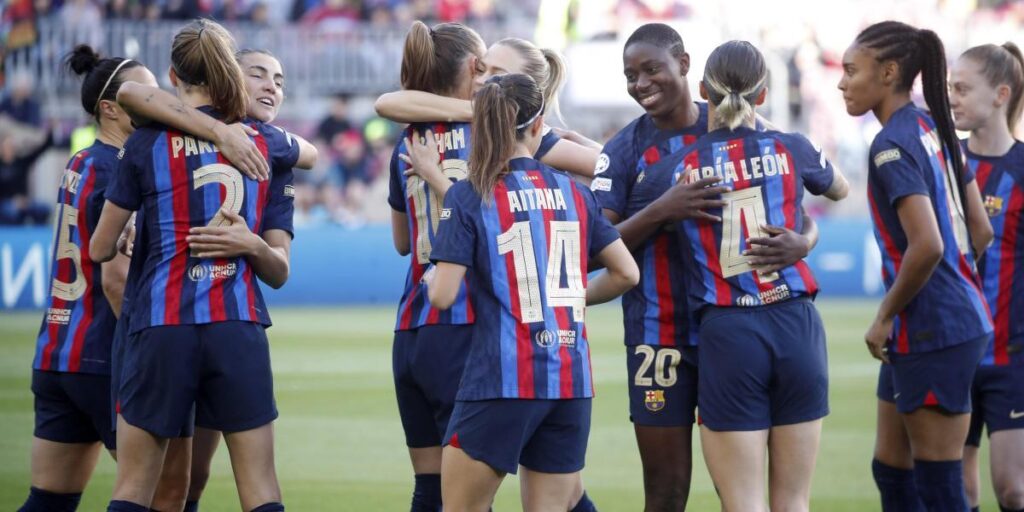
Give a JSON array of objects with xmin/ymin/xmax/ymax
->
[
  {"xmin": 595, "ymin": 153, "xmax": 610, "ymax": 174},
  {"xmin": 984, "ymin": 195, "xmax": 1004, "ymax": 217},
  {"xmin": 644, "ymin": 389, "xmax": 666, "ymax": 412}
]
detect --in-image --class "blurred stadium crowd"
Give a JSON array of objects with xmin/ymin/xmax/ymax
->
[{"xmin": 1, "ymin": 0, "xmax": 1023, "ymax": 226}]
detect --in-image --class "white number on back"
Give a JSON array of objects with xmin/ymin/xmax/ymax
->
[
  {"xmin": 497, "ymin": 220, "xmax": 586, "ymax": 323},
  {"xmin": 192, "ymin": 163, "xmax": 245, "ymax": 256},
  {"xmin": 51, "ymin": 205, "xmax": 86, "ymax": 301},
  {"xmin": 410, "ymin": 158, "xmax": 468, "ymax": 264},
  {"xmin": 633, "ymin": 345, "xmax": 682, "ymax": 387},
  {"xmin": 719, "ymin": 186, "xmax": 778, "ymax": 281}
]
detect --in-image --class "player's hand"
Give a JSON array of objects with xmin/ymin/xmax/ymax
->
[
  {"xmin": 399, "ymin": 129, "xmax": 443, "ymax": 182},
  {"xmin": 746, "ymin": 224, "xmax": 811, "ymax": 273},
  {"xmin": 865, "ymin": 316, "xmax": 893, "ymax": 363},
  {"xmin": 117, "ymin": 212, "xmax": 136, "ymax": 257},
  {"xmin": 213, "ymin": 122, "xmax": 269, "ymax": 181},
  {"xmin": 187, "ymin": 209, "xmax": 260, "ymax": 258},
  {"xmin": 420, "ymin": 264, "xmax": 437, "ymax": 287},
  {"xmin": 655, "ymin": 176, "xmax": 729, "ymax": 222}
]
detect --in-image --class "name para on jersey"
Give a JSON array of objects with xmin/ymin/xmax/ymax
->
[
  {"xmin": 170, "ymin": 135, "xmax": 221, "ymax": 159},
  {"xmin": 679, "ymin": 149, "xmax": 792, "ymax": 186}
]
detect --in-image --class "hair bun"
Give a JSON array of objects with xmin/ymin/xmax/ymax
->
[{"xmin": 67, "ymin": 45, "xmax": 102, "ymax": 76}]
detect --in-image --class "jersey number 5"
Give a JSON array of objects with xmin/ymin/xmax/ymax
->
[
  {"xmin": 719, "ymin": 186, "xmax": 778, "ymax": 281},
  {"xmin": 51, "ymin": 205, "xmax": 86, "ymax": 301},
  {"xmin": 497, "ymin": 220, "xmax": 586, "ymax": 323}
]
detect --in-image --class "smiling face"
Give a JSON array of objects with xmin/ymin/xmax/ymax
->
[
  {"xmin": 837, "ymin": 44, "xmax": 890, "ymax": 117},
  {"xmin": 473, "ymin": 42, "xmax": 527, "ymax": 93},
  {"xmin": 240, "ymin": 52, "xmax": 284, "ymax": 123},
  {"xmin": 949, "ymin": 56, "xmax": 1003, "ymax": 132},
  {"xmin": 623, "ymin": 41, "xmax": 688, "ymax": 119}
]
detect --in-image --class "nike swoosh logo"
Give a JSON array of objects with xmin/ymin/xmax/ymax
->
[
  {"xmin": 1011, "ymin": 410, "xmax": 1024, "ymax": 420},
  {"xmin": 894, "ymin": 393, "xmax": 901, "ymax": 399}
]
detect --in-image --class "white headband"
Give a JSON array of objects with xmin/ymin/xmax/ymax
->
[
  {"xmin": 515, "ymin": 97, "xmax": 545, "ymax": 130},
  {"xmin": 93, "ymin": 59, "xmax": 134, "ymax": 115}
]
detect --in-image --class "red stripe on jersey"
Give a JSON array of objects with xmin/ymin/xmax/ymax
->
[
  {"xmin": 775, "ymin": 141, "xmax": 798, "ymax": 229},
  {"xmin": 643, "ymin": 146, "xmax": 661, "ymax": 166},
  {"xmin": 208, "ymin": 152, "xmax": 232, "ymax": 322},
  {"xmin": 795, "ymin": 262, "xmax": 819, "ymax": 296},
  {"xmin": 975, "ymin": 162, "xmax": 993, "ymax": 190},
  {"xmin": 994, "ymin": 186, "xmax": 1023, "ymax": 365},
  {"xmin": 67, "ymin": 165, "xmax": 98, "ymax": 372},
  {"xmin": 652, "ymin": 234, "xmax": 676, "ymax": 346},
  {"xmin": 399, "ymin": 191, "xmax": 421, "ymax": 330},
  {"xmin": 685, "ymin": 149, "xmax": 732, "ymax": 304},
  {"xmin": 496, "ymin": 180, "xmax": 535, "ymax": 398},
  {"xmin": 245, "ymin": 137, "xmax": 271, "ymax": 321},
  {"xmin": 165, "ymin": 132, "xmax": 190, "ymax": 325},
  {"xmin": 868, "ymin": 189, "xmax": 910, "ymax": 352},
  {"xmin": 571, "ymin": 182, "xmax": 592, "ymax": 396},
  {"xmin": 896, "ymin": 311, "xmax": 909, "ymax": 355}
]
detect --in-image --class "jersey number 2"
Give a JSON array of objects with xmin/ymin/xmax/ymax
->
[
  {"xmin": 497, "ymin": 220, "xmax": 586, "ymax": 323},
  {"xmin": 191, "ymin": 163, "xmax": 245, "ymax": 256}
]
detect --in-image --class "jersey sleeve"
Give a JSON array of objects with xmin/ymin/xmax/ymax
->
[
  {"xmin": 261, "ymin": 169, "xmax": 296, "ymax": 238},
  {"xmin": 792, "ymin": 135, "xmax": 836, "ymax": 196},
  {"xmin": 105, "ymin": 143, "xmax": 143, "ymax": 212},
  {"xmin": 430, "ymin": 182, "xmax": 476, "ymax": 268},
  {"xmin": 260, "ymin": 124, "xmax": 301, "ymax": 170},
  {"xmin": 534, "ymin": 126, "xmax": 561, "ymax": 160},
  {"xmin": 387, "ymin": 140, "xmax": 407, "ymax": 212},
  {"xmin": 579, "ymin": 184, "xmax": 621, "ymax": 257},
  {"xmin": 591, "ymin": 128, "xmax": 636, "ymax": 216},
  {"xmin": 870, "ymin": 138, "xmax": 928, "ymax": 206}
]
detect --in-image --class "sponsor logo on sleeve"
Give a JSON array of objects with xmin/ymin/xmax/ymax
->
[
  {"xmin": 594, "ymin": 153, "xmax": 610, "ymax": 175},
  {"xmin": 873, "ymin": 148, "xmax": 901, "ymax": 168},
  {"xmin": 283, "ymin": 185, "xmax": 295, "ymax": 198},
  {"xmin": 591, "ymin": 177, "xmax": 612, "ymax": 192}
]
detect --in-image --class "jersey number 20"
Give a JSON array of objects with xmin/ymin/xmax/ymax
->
[{"xmin": 497, "ymin": 220, "xmax": 586, "ymax": 323}]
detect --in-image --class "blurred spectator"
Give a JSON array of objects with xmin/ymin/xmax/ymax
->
[
  {"xmin": 0, "ymin": 131, "xmax": 52, "ymax": 225},
  {"xmin": 1, "ymin": 72, "xmax": 42, "ymax": 127},
  {"xmin": 301, "ymin": 0, "xmax": 359, "ymax": 29},
  {"xmin": 60, "ymin": 0, "xmax": 103, "ymax": 48}
]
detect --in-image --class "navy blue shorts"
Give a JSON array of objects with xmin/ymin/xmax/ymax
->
[
  {"xmin": 887, "ymin": 335, "xmax": 987, "ymax": 414},
  {"xmin": 697, "ymin": 298, "xmax": 829, "ymax": 431},
  {"xmin": 965, "ymin": 360, "xmax": 1024, "ymax": 446},
  {"xmin": 444, "ymin": 398, "xmax": 591, "ymax": 475},
  {"xmin": 109, "ymin": 313, "xmax": 128, "ymax": 429},
  {"xmin": 392, "ymin": 324, "xmax": 472, "ymax": 448},
  {"xmin": 626, "ymin": 345, "xmax": 698, "ymax": 426},
  {"xmin": 876, "ymin": 363, "xmax": 896, "ymax": 403},
  {"xmin": 118, "ymin": 321, "xmax": 277, "ymax": 438},
  {"xmin": 32, "ymin": 370, "xmax": 116, "ymax": 450}
]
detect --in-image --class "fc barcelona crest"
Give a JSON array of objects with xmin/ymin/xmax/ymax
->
[
  {"xmin": 644, "ymin": 390, "xmax": 666, "ymax": 412},
  {"xmin": 984, "ymin": 195, "xmax": 1004, "ymax": 217}
]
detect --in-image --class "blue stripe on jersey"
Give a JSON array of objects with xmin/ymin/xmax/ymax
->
[
  {"xmin": 557, "ymin": 172, "xmax": 591, "ymax": 397},
  {"xmin": 980, "ymin": 172, "xmax": 1014, "ymax": 365},
  {"xmin": 759, "ymin": 138, "xmax": 802, "ymax": 287},
  {"xmin": 192, "ymin": 151, "xmax": 220, "ymax": 324},
  {"xmin": 55, "ymin": 155, "xmax": 93, "ymax": 370},
  {"xmin": 518, "ymin": 173, "xmax": 559, "ymax": 399},
  {"xmin": 481, "ymin": 198, "xmax": 519, "ymax": 396},
  {"xmin": 150, "ymin": 135, "xmax": 173, "ymax": 326},
  {"xmin": 640, "ymin": 241, "xmax": 660, "ymax": 344}
]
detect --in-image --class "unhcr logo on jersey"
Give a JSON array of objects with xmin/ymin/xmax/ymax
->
[
  {"xmin": 536, "ymin": 329, "xmax": 556, "ymax": 348},
  {"xmin": 188, "ymin": 262, "xmax": 238, "ymax": 282}
]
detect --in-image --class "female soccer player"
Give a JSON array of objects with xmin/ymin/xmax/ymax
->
[
  {"xmin": 386, "ymin": 20, "xmax": 488, "ymax": 512},
  {"xmin": 17, "ymin": 45, "xmax": 157, "ymax": 512},
  {"xmin": 838, "ymin": 21, "xmax": 994, "ymax": 511},
  {"xmin": 595, "ymin": 23, "xmax": 819, "ymax": 511},
  {"xmin": 117, "ymin": 48, "xmax": 316, "ymax": 512},
  {"xmin": 375, "ymin": 36, "xmax": 601, "ymax": 178},
  {"xmin": 424, "ymin": 73, "xmax": 638, "ymax": 512},
  {"xmin": 635, "ymin": 40, "xmax": 848, "ymax": 511},
  {"xmin": 949, "ymin": 42, "xmax": 1024, "ymax": 512},
  {"xmin": 90, "ymin": 19, "xmax": 300, "ymax": 512}
]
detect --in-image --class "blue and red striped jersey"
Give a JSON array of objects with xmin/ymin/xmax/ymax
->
[
  {"xmin": 431, "ymin": 158, "xmax": 620, "ymax": 400},
  {"xmin": 106, "ymin": 108, "xmax": 299, "ymax": 335},
  {"xmin": 34, "ymin": 141, "xmax": 120, "ymax": 375},
  {"xmin": 866, "ymin": 104, "xmax": 991, "ymax": 354},
  {"xmin": 968, "ymin": 140, "xmax": 1024, "ymax": 365},
  {"xmin": 643, "ymin": 127, "xmax": 833, "ymax": 311},
  {"xmin": 388, "ymin": 122, "xmax": 475, "ymax": 330},
  {"xmin": 594, "ymin": 102, "xmax": 708, "ymax": 347}
]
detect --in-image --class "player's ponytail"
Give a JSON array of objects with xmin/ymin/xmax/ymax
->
[
  {"xmin": 65, "ymin": 44, "xmax": 145, "ymax": 118},
  {"xmin": 702, "ymin": 40, "xmax": 767, "ymax": 130},
  {"xmin": 401, "ymin": 21, "xmax": 483, "ymax": 96},
  {"xmin": 856, "ymin": 21, "xmax": 969, "ymax": 231},
  {"xmin": 493, "ymin": 38, "xmax": 566, "ymax": 127},
  {"xmin": 961, "ymin": 42, "xmax": 1024, "ymax": 134},
  {"xmin": 170, "ymin": 19, "xmax": 249, "ymax": 123},
  {"xmin": 469, "ymin": 74, "xmax": 544, "ymax": 201}
]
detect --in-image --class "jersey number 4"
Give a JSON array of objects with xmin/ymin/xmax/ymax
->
[{"xmin": 497, "ymin": 220, "xmax": 586, "ymax": 323}]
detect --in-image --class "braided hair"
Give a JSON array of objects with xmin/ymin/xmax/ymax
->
[{"xmin": 855, "ymin": 21, "xmax": 969, "ymax": 228}]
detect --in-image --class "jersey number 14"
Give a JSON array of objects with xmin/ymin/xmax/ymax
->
[{"xmin": 497, "ymin": 220, "xmax": 586, "ymax": 324}]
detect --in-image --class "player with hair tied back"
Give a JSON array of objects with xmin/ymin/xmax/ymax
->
[
  {"xmin": 635, "ymin": 40, "xmax": 848, "ymax": 512},
  {"xmin": 115, "ymin": 47, "xmax": 317, "ymax": 512},
  {"xmin": 949, "ymin": 41, "xmax": 1024, "ymax": 512},
  {"xmin": 90, "ymin": 19, "xmax": 302, "ymax": 512},
  {"xmin": 839, "ymin": 20, "xmax": 994, "ymax": 512},
  {"xmin": 420, "ymin": 73, "xmax": 637, "ymax": 512},
  {"xmin": 17, "ymin": 45, "xmax": 158, "ymax": 512}
]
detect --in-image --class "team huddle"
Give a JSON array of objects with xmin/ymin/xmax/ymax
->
[{"xmin": 15, "ymin": 13, "xmax": 1024, "ymax": 512}]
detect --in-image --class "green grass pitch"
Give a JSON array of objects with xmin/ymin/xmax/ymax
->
[{"xmin": 0, "ymin": 300, "xmax": 999, "ymax": 510}]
